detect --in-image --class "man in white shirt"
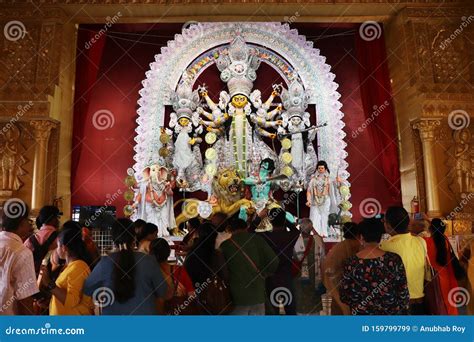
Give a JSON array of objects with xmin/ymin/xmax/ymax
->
[{"xmin": 0, "ymin": 200, "xmax": 39, "ymax": 315}]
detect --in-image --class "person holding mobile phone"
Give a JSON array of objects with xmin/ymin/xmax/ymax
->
[{"xmin": 40, "ymin": 222, "xmax": 94, "ymax": 315}]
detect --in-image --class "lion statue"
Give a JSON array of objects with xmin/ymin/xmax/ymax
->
[{"xmin": 174, "ymin": 167, "xmax": 253, "ymax": 228}]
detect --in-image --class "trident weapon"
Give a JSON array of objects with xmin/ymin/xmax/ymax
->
[{"xmin": 277, "ymin": 122, "xmax": 327, "ymax": 139}]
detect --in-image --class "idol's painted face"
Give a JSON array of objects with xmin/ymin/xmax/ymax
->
[
  {"xmin": 290, "ymin": 116, "xmax": 302, "ymax": 126},
  {"xmin": 231, "ymin": 95, "xmax": 248, "ymax": 109},
  {"xmin": 317, "ymin": 165, "xmax": 326, "ymax": 174},
  {"xmin": 178, "ymin": 117, "xmax": 190, "ymax": 127}
]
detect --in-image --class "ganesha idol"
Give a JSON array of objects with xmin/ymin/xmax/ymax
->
[{"xmin": 133, "ymin": 162, "xmax": 176, "ymax": 237}]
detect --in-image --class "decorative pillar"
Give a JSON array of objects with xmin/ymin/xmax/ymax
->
[
  {"xmin": 30, "ymin": 120, "xmax": 57, "ymax": 210},
  {"xmin": 413, "ymin": 119, "xmax": 442, "ymax": 217}
]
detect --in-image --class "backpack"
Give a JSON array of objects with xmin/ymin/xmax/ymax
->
[{"xmin": 29, "ymin": 231, "xmax": 58, "ymax": 275}]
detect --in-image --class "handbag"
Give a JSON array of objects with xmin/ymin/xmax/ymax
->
[
  {"xmin": 199, "ymin": 251, "xmax": 233, "ymax": 315},
  {"xmin": 421, "ymin": 239, "xmax": 448, "ymax": 315},
  {"xmin": 165, "ymin": 268, "xmax": 200, "ymax": 315},
  {"xmin": 199, "ymin": 274, "xmax": 233, "ymax": 315},
  {"xmin": 291, "ymin": 236, "xmax": 314, "ymax": 278}
]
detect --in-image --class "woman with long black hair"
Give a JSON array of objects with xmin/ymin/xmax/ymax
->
[
  {"xmin": 423, "ymin": 218, "xmax": 459, "ymax": 315},
  {"xmin": 40, "ymin": 222, "xmax": 93, "ymax": 315},
  {"xmin": 184, "ymin": 222, "xmax": 218, "ymax": 287},
  {"xmin": 84, "ymin": 218, "xmax": 168, "ymax": 314}
]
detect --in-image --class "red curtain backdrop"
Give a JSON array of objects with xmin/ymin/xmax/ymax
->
[
  {"xmin": 355, "ymin": 26, "xmax": 402, "ymax": 205},
  {"xmin": 72, "ymin": 29, "xmax": 107, "ymax": 189},
  {"xmin": 71, "ymin": 23, "xmax": 401, "ymax": 222}
]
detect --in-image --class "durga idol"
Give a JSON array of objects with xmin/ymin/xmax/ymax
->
[{"xmin": 198, "ymin": 34, "xmax": 282, "ymax": 177}]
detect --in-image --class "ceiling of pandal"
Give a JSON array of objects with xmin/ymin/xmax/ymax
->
[{"xmin": 0, "ymin": 0, "xmax": 469, "ymax": 24}]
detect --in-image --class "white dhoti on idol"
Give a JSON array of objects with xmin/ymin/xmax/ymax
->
[
  {"xmin": 174, "ymin": 130, "xmax": 194, "ymax": 171},
  {"xmin": 309, "ymin": 197, "xmax": 330, "ymax": 238},
  {"xmin": 307, "ymin": 172, "xmax": 331, "ymax": 238},
  {"xmin": 143, "ymin": 199, "xmax": 174, "ymax": 237}
]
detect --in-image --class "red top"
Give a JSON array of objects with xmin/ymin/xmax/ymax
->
[{"xmin": 423, "ymin": 237, "xmax": 459, "ymax": 315}]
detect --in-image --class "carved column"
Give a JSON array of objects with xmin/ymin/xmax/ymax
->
[
  {"xmin": 413, "ymin": 119, "xmax": 443, "ymax": 217},
  {"xmin": 30, "ymin": 120, "xmax": 57, "ymax": 209}
]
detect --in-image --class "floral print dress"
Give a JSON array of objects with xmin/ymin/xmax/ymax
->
[{"xmin": 340, "ymin": 252, "xmax": 409, "ymax": 315}]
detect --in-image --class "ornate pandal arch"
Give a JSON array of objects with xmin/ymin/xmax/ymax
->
[
  {"xmin": 134, "ymin": 22, "xmax": 349, "ymax": 192},
  {"xmin": 179, "ymin": 44, "xmax": 299, "ymax": 90}
]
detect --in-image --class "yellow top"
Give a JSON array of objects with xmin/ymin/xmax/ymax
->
[
  {"xmin": 380, "ymin": 233, "xmax": 427, "ymax": 299},
  {"xmin": 50, "ymin": 260, "xmax": 94, "ymax": 315}
]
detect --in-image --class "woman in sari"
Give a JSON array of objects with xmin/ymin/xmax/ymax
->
[{"xmin": 423, "ymin": 218, "xmax": 459, "ymax": 315}]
